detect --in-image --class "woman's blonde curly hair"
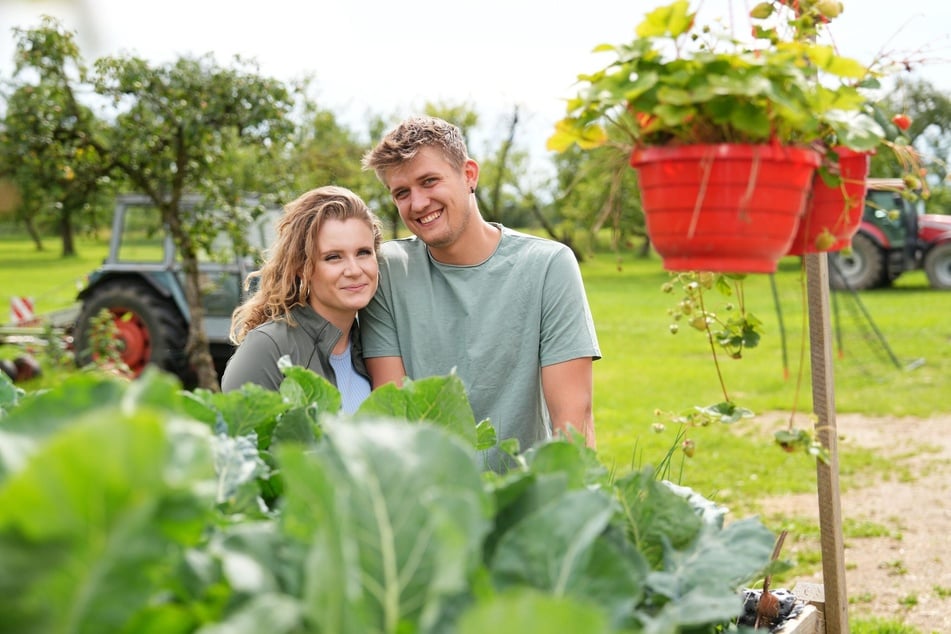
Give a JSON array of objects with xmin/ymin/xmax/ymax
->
[{"xmin": 229, "ymin": 185, "xmax": 382, "ymax": 344}]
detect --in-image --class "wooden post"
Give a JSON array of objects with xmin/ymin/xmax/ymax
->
[{"xmin": 804, "ymin": 252, "xmax": 849, "ymax": 634}]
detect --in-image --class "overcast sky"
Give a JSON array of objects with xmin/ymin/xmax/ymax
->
[{"xmin": 2, "ymin": 0, "xmax": 949, "ymax": 166}]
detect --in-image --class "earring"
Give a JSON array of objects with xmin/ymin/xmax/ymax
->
[{"xmin": 469, "ymin": 186, "xmax": 475, "ymax": 194}]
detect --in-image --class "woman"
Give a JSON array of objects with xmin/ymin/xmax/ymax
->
[{"xmin": 221, "ymin": 185, "xmax": 382, "ymax": 414}]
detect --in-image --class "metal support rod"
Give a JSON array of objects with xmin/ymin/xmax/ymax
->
[
  {"xmin": 805, "ymin": 252, "xmax": 849, "ymax": 634},
  {"xmin": 769, "ymin": 273, "xmax": 790, "ymax": 380},
  {"xmin": 828, "ymin": 257, "xmax": 902, "ymax": 369}
]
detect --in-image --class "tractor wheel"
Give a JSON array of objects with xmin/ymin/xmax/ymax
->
[
  {"xmin": 829, "ymin": 233, "xmax": 886, "ymax": 291},
  {"xmin": 74, "ymin": 281, "xmax": 188, "ymax": 379},
  {"xmin": 924, "ymin": 243, "xmax": 951, "ymax": 290}
]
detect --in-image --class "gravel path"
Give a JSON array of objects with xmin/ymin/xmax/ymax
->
[{"xmin": 753, "ymin": 413, "xmax": 951, "ymax": 634}]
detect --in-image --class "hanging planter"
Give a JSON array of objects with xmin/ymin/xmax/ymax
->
[
  {"xmin": 546, "ymin": 0, "xmax": 889, "ymax": 271},
  {"xmin": 787, "ymin": 147, "xmax": 871, "ymax": 255},
  {"xmin": 630, "ymin": 143, "xmax": 820, "ymax": 273}
]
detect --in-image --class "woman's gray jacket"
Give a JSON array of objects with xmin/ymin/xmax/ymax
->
[{"xmin": 220, "ymin": 304, "xmax": 369, "ymax": 392}]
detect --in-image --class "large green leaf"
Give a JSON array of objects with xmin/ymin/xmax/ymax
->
[
  {"xmin": 579, "ymin": 526, "xmax": 649, "ymax": 627},
  {"xmin": 615, "ymin": 467, "xmax": 703, "ymax": 568},
  {"xmin": 120, "ymin": 366, "xmax": 188, "ymax": 410},
  {"xmin": 130, "ymin": 521, "xmax": 302, "ymax": 633},
  {"xmin": 279, "ymin": 362, "xmax": 342, "ymax": 415},
  {"xmin": 488, "ymin": 478, "xmax": 649, "ymax": 628},
  {"xmin": 483, "ymin": 440, "xmax": 609, "ymax": 563},
  {"xmin": 195, "ymin": 594, "xmax": 303, "ymax": 634},
  {"xmin": 208, "ymin": 522, "xmax": 294, "ymax": 596},
  {"xmin": 490, "ymin": 488, "xmax": 616, "ymax": 593},
  {"xmin": 191, "ymin": 383, "xmax": 285, "ymax": 447},
  {"xmin": 0, "ymin": 373, "xmax": 128, "ymax": 479},
  {"xmin": 280, "ymin": 419, "xmax": 492, "ymax": 634},
  {"xmin": 355, "ymin": 374, "xmax": 478, "ymax": 446},
  {"xmin": 642, "ymin": 517, "xmax": 776, "ymax": 631},
  {"xmin": 483, "ymin": 472, "xmax": 567, "ymax": 566},
  {"xmin": 186, "ymin": 360, "xmax": 340, "ymax": 451},
  {"xmin": 269, "ymin": 407, "xmax": 321, "ymax": 446},
  {"xmin": 212, "ymin": 432, "xmax": 271, "ymax": 515},
  {"xmin": 523, "ymin": 438, "xmax": 610, "ymax": 488},
  {"xmin": 278, "ymin": 446, "xmax": 367, "ymax": 634},
  {"xmin": 0, "ymin": 410, "xmax": 216, "ymax": 634},
  {"xmin": 649, "ymin": 517, "xmax": 775, "ymax": 597},
  {"xmin": 457, "ymin": 589, "xmax": 612, "ymax": 634}
]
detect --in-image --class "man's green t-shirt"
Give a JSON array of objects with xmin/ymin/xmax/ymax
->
[{"xmin": 359, "ymin": 225, "xmax": 601, "ymax": 470}]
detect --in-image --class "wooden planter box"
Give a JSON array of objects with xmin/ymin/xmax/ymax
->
[
  {"xmin": 776, "ymin": 603, "xmax": 822, "ymax": 634},
  {"xmin": 776, "ymin": 582, "xmax": 825, "ymax": 634}
]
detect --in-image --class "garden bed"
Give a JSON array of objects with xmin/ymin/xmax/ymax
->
[{"xmin": 739, "ymin": 584, "xmax": 823, "ymax": 633}]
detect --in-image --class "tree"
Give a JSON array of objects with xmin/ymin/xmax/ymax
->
[
  {"xmin": 283, "ymin": 89, "xmax": 386, "ymax": 231},
  {"xmin": 358, "ymin": 112, "xmax": 409, "ymax": 239},
  {"xmin": 9, "ymin": 17, "xmax": 298, "ymax": 390},
  {"xmin": 287, "ymin": 90, "xmax": 368, "ymax": 190},
  {"xmin": 1, "ymin": 17, "xmax": 113, "ymax": 256},
  {"xmin": 547, "ymin": 142, "xmax": 647, "ymax": 259},
  {"xmin": 88, "ymin": 53, "xmax": 298, "ymax": 390}
]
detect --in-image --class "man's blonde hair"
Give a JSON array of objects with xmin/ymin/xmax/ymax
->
[{"xmin": 362, "ymin": 116, "xmax": 469, "ymax": 182}]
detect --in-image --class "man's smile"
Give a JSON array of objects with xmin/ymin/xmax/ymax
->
[{"xmin": 418, "ymin": 210, "xmax": 442, "ymax": 225}]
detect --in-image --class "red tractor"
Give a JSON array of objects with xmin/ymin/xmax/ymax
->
[{"xmin": 829, "ymin": 178, "xmax": 951, "ymax": 290}]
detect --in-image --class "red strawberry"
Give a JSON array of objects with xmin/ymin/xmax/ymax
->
[{"xmin": 892, "ymin": 113, "xmax": 912, "ymax": 131}]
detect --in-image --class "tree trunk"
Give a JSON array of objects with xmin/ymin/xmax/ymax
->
[
  {"xmin": 24, "ymin": 216, "xmax": 44, "ymax": 251},
  {"xmin": 182, "ymin": 261, "xmax": 221, "ymax": 391},
  {"xmin": 165, "ymin": 207, "xmax": 220, "ymax": 391},
  {"xmin": 60, "ymin": 207, "xmax": 76, "ymax": 257},
  {"xmin": 511, "ymin": 179, "xmax": 584, "ymax": 262},
  {"xmin": 483, "ymin": 107, "xmax": 519, "ymax": 224},
  {"xmin": 590, "ymin": 169, "xmax": 623, "ymax": 236},
  {"xmin": 638, "ymin": 236, "xmax": 652, "ymax": 258},
  {"xmin": 525, "ymin": 199, "xmax": 583, "ymax": 262}
]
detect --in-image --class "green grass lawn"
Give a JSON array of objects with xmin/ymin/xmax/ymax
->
[
  {"xmin": 0, "ymin": 233, "xmax": 110, "ymax": 317},
  {"xmin": 2, "ymin": 230, "xmax": 944, "ymax": 633},
  {"xmin": 3, "ymin": 231, "xmax": 949, "ymax": 502},
  {"xmin": 585, "ymin": 248, "xmax": 949, "ymax": 506}
]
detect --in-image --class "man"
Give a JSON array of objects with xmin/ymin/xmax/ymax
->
[{"xmin": 360, "ymin": 115, "xmax": 600, "ymax": 470}]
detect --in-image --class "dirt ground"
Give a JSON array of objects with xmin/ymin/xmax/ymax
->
[{"xmin": 752, "ymin": 413, "xmax": 951, "ymax": 634}]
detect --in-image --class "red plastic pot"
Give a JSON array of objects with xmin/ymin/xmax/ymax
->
[
  {"xmin": 630, "ymin": 144, "xmax": 820, "ymax": 273},
  {"xmin": 787, "ymin": 148, "xmax": 871, "ymax": 255}
]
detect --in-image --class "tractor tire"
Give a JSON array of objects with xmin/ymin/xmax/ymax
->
[
  {"xmin": 829, "ymin": 233, "xmax": 886, "ymax": 291},
  {"xmin": 74, "ymin": 281, "xmax": 188, "ymax": 379},
  {"xmin": 924, "ymin": 243, "xmax": 951, "ymax": 290}
]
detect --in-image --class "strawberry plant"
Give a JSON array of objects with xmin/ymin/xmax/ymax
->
[
  {"xmin": 546, "ymin": 0, "xmax": 881, "ymax": 155},
  {"xmin": 655, "ymin": 270, "xmax": 830, "ymax": 464},
  {"xmin": 662, "ymin": 271, "xmax": 760, "ymax": 414}
]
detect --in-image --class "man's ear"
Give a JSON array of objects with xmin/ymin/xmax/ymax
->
[{"xmin": 464, "ymin": 158, "xmax": 479, "ymax": 190}]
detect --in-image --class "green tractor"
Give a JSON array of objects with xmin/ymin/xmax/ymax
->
[
  {"xmin": 72, "ymin": 194, "xmax": 277, "ymax": 386},
  {"xmin": 829, "ymin": 178, "xmax": 951, "ymax": 290}
]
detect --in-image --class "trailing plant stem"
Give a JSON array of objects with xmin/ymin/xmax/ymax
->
[
  {"xmin": 697, "ymin": 287, "xmax": 731, "ymax": 403},
  {"xmin": 789, "ymin": 261, "xmax": 809, "ymax": 430}
]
